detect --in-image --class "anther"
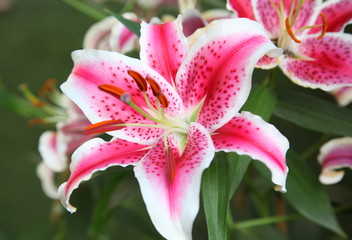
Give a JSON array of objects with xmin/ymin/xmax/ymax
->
[
  {"xmin": 146, "ymin": 76, "xmax": 161, "ymax": 97},
  {"xmin": 157, "ymin": 93, "xmax": 169, "ymax": 108},
  {"xmin": 98, "ymin": 84, "xmax": 126, "ymax": 99},
  {"xmin": 85, "ymin": 119, "xmax": 125, "ymax": 135},
  {"xmin": 27, "ymin": 118, "xmax": 46, "ymax": 126},
  {"xmin": 39, "ymin": 78, "xmax": 57, "ymax": 98},
  {"xmin": 317, "ymin": 13, "xmax": 327, "ymax": 39},
  {"xmin": 128, "ymin": 70, "xmax": 148, "ymax": 92},
  {"xmin": 165, "ymin": 148, "xmax": 176, "ymax": 182},
  {"xmin": 285, "ymin": 17, "xmax": 301, "ymax": 43}
]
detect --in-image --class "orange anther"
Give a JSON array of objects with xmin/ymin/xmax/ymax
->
[
  {"xmin": 128, "ymin": 70, "xmax": 148, "ymax": 92},
  {"xmin": 98, "ymin": 84, "xmax": 126, "ymax": 99},
  {"xmin": 85, "ymin": 119, "xmax": 125, "ymax": 135},
  {"xmin": 157, "ymin": 93, "xmax": 169, "ymax": 108},
  {"xmin": 166, "ymin": 148, "xmax": 176, "ymax": 182},
  {"xmin": 146, "ymin": 76, "xmax": 161, "ymax": 97},
  {"xmin": 39, "ymin": 78, "xmax": 57, "ymax": 98},
  {"xmin": 27, "ymin": 118, "xmax": 46, "ymax": 126},
  {"xmin": 285, "ymin": 17, "xmax": 301, "ymax": 43},
  {"xmin": 317, "ymin": 13, "xmax": 328, "ymax": 39}
]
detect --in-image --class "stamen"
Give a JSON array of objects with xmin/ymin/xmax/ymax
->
[
  {"xmin": 146, "ymin": 76, "xmax": 161, "ymax": 97},
  {"xmin": 317, "ymin": 13, "xmax": 328, "ymax": 39},
  {"xmin": 165, "ymin": 148, "xmax": 176, "ymax": 182},
  {"xmin": 285, "ymin": 17, "xmax": 301, "ymax": 43},
  {"xmin": 157, "ymin": 93, "xmax": 169, "ymax": 108},
  {"xmin": 19, "ymin": 84, "xmax": 46, "ymax": 107},
  {"xmin": 27, "ymin": 118, "xmax": 46, "ymax": 126},
  {"xmin": 128, "ymin": 70, "xmax": 148, "ymax": 92},
  {"xmin": 85, "ymin": 119, "xmax": 125, "ymax": 135},
  {"xmin": 39, "ymin": 78, "xmax": 57, "ymax": 98},
  {"xmin": 98, "ymin": 84, "xmax": 127, "ymax": 99}
]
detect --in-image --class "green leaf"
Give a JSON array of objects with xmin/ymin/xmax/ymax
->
[
  {"xmin": 284, "ymin": 151, "xmax": 346, "ymax": 237},
  {"xmin": 202, "ymin": 83, "xmax": 278, "ymax": 240},
  {"xmin": 274, "ymin": 92, "xmax": 352, "ymax": 136},
  {"xmin": 202, "ymin": 152, "xmax": 251, "ymax": 240},
  {"xmin": 241, "ymin": 83, "xmax": 277, "ymax": 121},
  {"xmin": 254, "ymin": 151, "xmax": 346, "ymax": 237},
  {"xmin": 106, "ymin": 10, "xmax": 141, "ymax": 37}
]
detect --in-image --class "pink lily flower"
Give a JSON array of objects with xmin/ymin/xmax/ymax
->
[
  {"xmin": 83, "ymin": 13, "xmax": 139, "ymax": 53},
  {"xmin": 318, "ymin": 137, "xmax": 352, "ymax": 184},
  {"xmin": 37, "ymin": 96, "xmax": 94, "ymax": 199},
  {"xmin": 21, "ymin": 80, "xmax": 94, "ymax": 199},
  {"xmin": 227, "ymin": 0, "xmax": 352, "ymax": 90},
  {"xmin": 58, "ymin": 17, "xmax": 289, "ymax": 239}
]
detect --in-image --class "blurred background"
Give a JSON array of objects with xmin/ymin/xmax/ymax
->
[{"xmin": 0, "ymin": 0, "xmax": 94, "ymax": 238}]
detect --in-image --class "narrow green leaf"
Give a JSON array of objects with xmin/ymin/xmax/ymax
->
[
  {"xmin": 274, "ymin": 92, "xmax": 352, "ymax": 136},
  {"xmin": 254, "ymin": 151, "xmax": 346, "ymax": 237},
  {"xmin": 60, "ymin": 0, "xmax": 107, "ymax": 20},
  {"xmin": 106, "ymin": 10, "xmax": 141, "ymax": 37},
  {"xmin": 284, "ymin": 151, "xmax": 346, "ymax": 237},
  {"xmin": 202, "ymin": 83, "xmax": 278, "ymax": 240}
]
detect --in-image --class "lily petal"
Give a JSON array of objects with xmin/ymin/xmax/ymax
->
[
  {"xmin": 256, "ymin": 54, "xmax": 280, "ymax": 69},
  {"xmin": 58, "ymin": 138, "xmax": 150, "ymax": 213},
  {"xmin": 176, "ymin": 18, "xmax": 281, "ymax": 132},
  {"xmin": 134, "ymin": 123, "xmax": 214, "ymax": 240},
  {"xmin": 109, "ymin": 13, "xmax": 139, "ymax": 53},
  {"xmin": 226, "ymin": 0, "xmax": 255, "ymax": 20},
  {"xmin": 253, "ymin": 0, "xmax": 320, "ymax": 37},
  {"xmin": 140, "ymin": 16, "xmax": 188, "ymax": 86},
  {"xmin": 83, "ymin": 16, "xmax": 117, "ymax": 50},
  {"xmin": 38, "ymin": 131, "xmax": 67, "ymax": 172},
  {"xmin": 310, "ymin": 0, "xmax": 352, "ymax": 34},
  {"xmin": 330, "ymin": 86, "xmax": 352, "ymax": 107},
  {"xmin": 280, "ymin": 33, "xmax": 352, "ymax": 90},
  {"xmin": 318, "ymin": 137, "xmax": 352, "ymax": 184},
  {"xmin": 61, "ymin": 49, "xmax": 184, "ymax": 145},
  {"xmin": 212, "ymin": 111, "xmax": 289, "ymax": 191},
  {"xmin": 37, "ymin": 162, "xmax": 60, "ymax": 199}
]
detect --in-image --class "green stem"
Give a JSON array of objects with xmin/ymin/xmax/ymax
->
[
  {"xmin": 59, "ymin": 0, "xmax": 106, "ymax": 20},
  {"xmin": 233, "ymin": 214, "xmax": 299, "ymax": 230}
]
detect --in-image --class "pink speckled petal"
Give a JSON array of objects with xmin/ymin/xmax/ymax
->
[
  {"xmin": 61, "ymin": 49, "xmax": 184, "ymax": 145},
  {"xmin": 256, "ymin": 54, "xmax": 280, "ymax": 69},
  {"xmin": 134, "ymin": 123, "xmax": 214, "ymax": 240},
  {"xmin": 83, "ymin": 16, "xmax": 117, "ymax": 50},
  {"xmin": 59, "ymin": 137, "xmax": 149, "ymax": 213},
  {"xmin": 212, "ymin": 111, "xmax": 289, "ymax": 192},
  {"xmin": 37, "ymin": 162, "xmax": 60, "ymax": 199},
  {"xmin": 318, "ymin": 137, "xmax": 352, "ymax": 184},
  {"xmin": 330, "ymin": 86, "xmax": 352, "ymax": 107},
  {"xmin": 140, "ymin": 16, "xmax": 187, "ymax": 86},
  {"xmin": 253, "ymin": 0, "xmax": 320, "ymax": 37},
  {"xmin": 38, "ymin": 131, "xmax": 67, "ymax": 172},
  {"xmin": 309, "ymin": 0, "xmax": 352, "ymax": 34},
  {"xmin": 109, "ymin": 13, "xmax": 140, "ymax": 53},
  {"xmin": 226, "ymin": 0, "xmax": 255, "ymax": 20},
  {"xmin": 176, "ymin": 18, "xmax": 281, "ymax": 132},
  {"xmin": 280, "ymin": 33, "xmax": 352, "ymax": 90}
]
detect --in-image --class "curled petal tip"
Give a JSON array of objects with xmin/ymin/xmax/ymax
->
[
  {"xmin": 267, "ymin": 48, "xmax": 283, "ymax": 58},
  {"xmin": 58, "ymin": 182, "xmax": 77, "ymax": 213},
  {"xmin": 274, "ymin": 185, "xmax": 287, "ymax": 193}
]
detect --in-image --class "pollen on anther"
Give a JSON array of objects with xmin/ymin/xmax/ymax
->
[
  {"xmin": 128, "ymin": 70, "xmax": 148, "ymax": 92},
  {"xmin": 146, "ymin": 76, "xmax": 161, "ymax": 97}
]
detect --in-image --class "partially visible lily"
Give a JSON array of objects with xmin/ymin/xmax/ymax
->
[
  {"xmin": 21, "ymin": 79, "xmax": 93, "ymax": 199},
  {"xmin": 227, "ymin": 0, "xmax": 352, "ymax": 90},
  {"xmin": 318, "ymin": 137, "xmax": 352, "ymax": 184},
  {"xmin": 330, "ymin": 86, "xmax": 352, "ymax": 107},
  {"xmin": 58, "ymin": 17, "xmax": 288, "ymax": 240},
  {"xmin": 83, "ymin": 13, "xmax": 139, "ymax": 53}
]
